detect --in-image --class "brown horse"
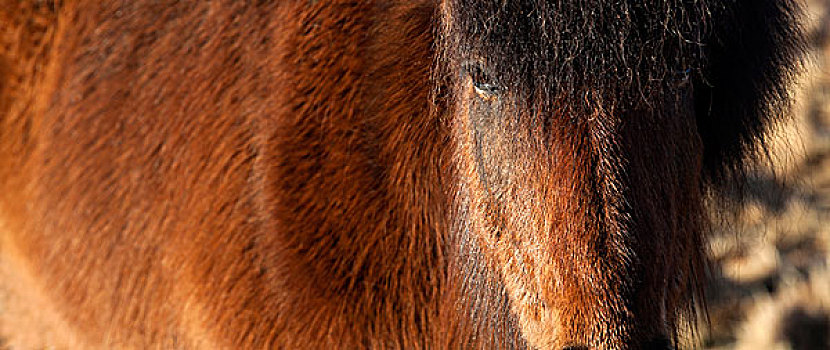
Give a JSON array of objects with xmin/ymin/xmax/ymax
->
[{"xmin": 0, "ymin": 0, "xmax": 804, "ymax": 349}]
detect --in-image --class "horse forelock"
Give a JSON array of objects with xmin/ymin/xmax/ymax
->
[{"xmin": 440, "ymin": 0, "xmax": 711, "ymax": 112}]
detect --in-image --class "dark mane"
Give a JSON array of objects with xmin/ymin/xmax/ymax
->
[
  {"xmin": 696, "ymin": 0, "xmax": 805, "ymax": 184},
  {"xmin": 441, "ymin": 0, "xmax": 710, "ymax": 109}
]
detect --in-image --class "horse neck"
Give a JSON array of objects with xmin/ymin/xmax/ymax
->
[{"xmin": 253, "ymin": 1, "xmax": 451, "ymax": 346}]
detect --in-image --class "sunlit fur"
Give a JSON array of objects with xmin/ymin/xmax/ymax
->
[{"xmin": 0, "ymin": 0, "xmax": 803, "ymax": 349}]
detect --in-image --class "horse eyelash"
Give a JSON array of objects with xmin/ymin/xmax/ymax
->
[{"xmin": 461, "ymin": 61, "xmax": 502, "ymax": 97}]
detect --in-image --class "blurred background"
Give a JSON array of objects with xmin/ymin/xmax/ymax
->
[{"xmin": 701, "ymin": 0, "xmax": 830, "ymax": 348}]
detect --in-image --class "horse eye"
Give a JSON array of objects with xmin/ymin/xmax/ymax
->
[{"xmin": 461, "ymin": 61, "xmax": 501, "ymax": 98}]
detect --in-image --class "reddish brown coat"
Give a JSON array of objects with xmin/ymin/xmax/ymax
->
[{"xmin": 0, "ymin": 1, "xmax": 804, "ymax": 349}]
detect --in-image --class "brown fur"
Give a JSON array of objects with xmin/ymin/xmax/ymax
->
[
  {"xmin": 1, "ymin": 1, "xmax": 446, "ymax": 348},
  {"xmin": 0, "ymin": 1, "xmax": 803, "ymax": 349}
]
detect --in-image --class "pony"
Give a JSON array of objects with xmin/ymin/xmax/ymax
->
[{"xmin": 0, "ymin": 0, "xmax": 804, "ymax": 349}]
